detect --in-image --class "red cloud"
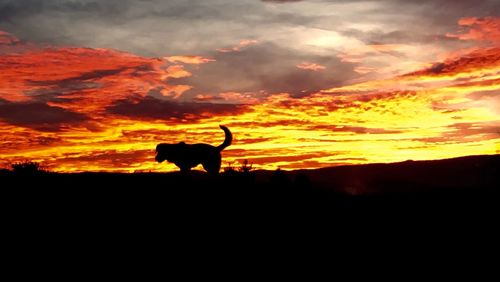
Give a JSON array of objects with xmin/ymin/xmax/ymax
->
[
  {"xmin": 0, "ymin": 31, "xmax": 20, "ymax": 45},
  {"xmin": 404, "ymin": 47, "xmax": 500, "ymax": 77},
  {"xmin": 0, "ymin": 31, "xmax": 35, "ymax": 55},
  {"xmin": 447, "ymin": 17, "xmax": 500, "ymax": 42},
  {"xmin": 0, "ymin": 46, "xmax": 191, "ymax": 110}
]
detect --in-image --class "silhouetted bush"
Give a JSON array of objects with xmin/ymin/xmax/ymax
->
[
  {"xmin": 223, "ymin": 162, "xmax": 236, "ymax": 174},
  {"xmin": 222, "ymin": 159, "xmax": 256, "ymax": 186},
  {"xmin": 10, "ymin": 161, "xmax": 47, "ymax": 175},
  {"xmin": 224, "ymin": 159, "xmax": 254, "ymax": 174},
  {"xmin": 238, "ymin": 159, "xmax": 253, "ymax": 173}
]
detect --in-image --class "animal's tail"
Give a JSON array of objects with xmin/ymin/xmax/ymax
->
[{"xmin": 217, "ymin": 125, "xmax": 232, "ymax": 151}]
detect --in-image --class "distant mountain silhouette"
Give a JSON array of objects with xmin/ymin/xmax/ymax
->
[{"xmin": 291, "ymin": 154, "xmax": 500, "ymax": 195}]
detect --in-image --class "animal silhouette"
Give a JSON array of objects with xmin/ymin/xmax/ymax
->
[{"xmin": 155, "ymin": 125, "xmax": 232, "ymax": 174}]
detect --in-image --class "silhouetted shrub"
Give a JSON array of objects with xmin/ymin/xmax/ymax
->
[
  {"xmin": 223, "ymin": 161, "xmax": 236, "ymax": 174},
  {"xmin": 222, "ymin": 160, "xmax": 256, "ymax": 186},
  {"xmin": 238, "ymin": 159, "xmax": 253, "ymax": 173},
  {"xmin": 224, "ymin": 159, "xmax": 254, "ymax": 174},
  {"xmin": 10, "ymin": 161, "xmax": 47, "ymax": 175}
]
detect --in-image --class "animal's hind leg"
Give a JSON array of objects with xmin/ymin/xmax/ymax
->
[
  {"xmin": 202, "ymin": 156, "xmax": 221, "ymax": 175},
  {"xmin": 176, "ymin": 163, "xmax": 191, "ymax": 173}
]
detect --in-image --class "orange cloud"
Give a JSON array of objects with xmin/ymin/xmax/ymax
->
[
  {"xmin": 447, "ymin": 17, "xmax": 500, "ymax": 42},
  {"xmin": 217, "ymin": 39, "xmax": 258, "ymax": 53},
  {"xmin": 404, "ymin": 47, "xmax": 500, "ymax": 78},
  {"xmin": 162, "ymin": 65, "xmax": 192, "ymax": 79},
  {"xmin": 296, "ymin": 62, "xmax": 326, "ymax": 71}
]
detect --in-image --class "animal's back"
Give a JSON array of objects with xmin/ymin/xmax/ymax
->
[
  {"xmin": 190, "ymin": 143, "xmax": 219, "ymax": 156},
  {"xmin": 180, "ymin": 143, "xmax": 219, "ymax": 163}
]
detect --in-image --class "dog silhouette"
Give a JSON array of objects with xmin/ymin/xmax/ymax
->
[{"xmin": 155, "ymin": 125, "xmax": 232, "ymax": 174}]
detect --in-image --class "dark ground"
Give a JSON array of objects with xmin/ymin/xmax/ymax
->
[
  {"xmin": 2, "ymin": 154, "xmax": 499, "ymax": 259},
  {"xmin": 3, "ymin": 154, "xmax": 499, "ymax": 217},
  {"xmin": 3, "ymin": 155, "xmax": 499, "ymax": 269}
]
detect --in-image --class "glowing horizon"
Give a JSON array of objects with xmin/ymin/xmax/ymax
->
[{"xmin": 0, "ymin": 1, "xmax": 499, "ymax": 172}]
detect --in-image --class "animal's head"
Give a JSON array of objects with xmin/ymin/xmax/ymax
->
[{"xmin": 155, "ymin": 142, "xmax": 185, "ymax": 163}]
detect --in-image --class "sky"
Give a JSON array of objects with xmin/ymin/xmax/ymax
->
[{"xmin": 0, "ymin": 0, "xmax": 499, "ymax": 172}]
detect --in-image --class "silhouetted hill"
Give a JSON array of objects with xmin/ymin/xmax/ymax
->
[{"xmin": 294, "ymin": 154, "xmax": 500, "ymax": 194}]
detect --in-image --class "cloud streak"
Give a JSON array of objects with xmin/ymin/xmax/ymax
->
[{"xmin": 297, "ymin": 62, "xmax": 326, "ymax": 71}]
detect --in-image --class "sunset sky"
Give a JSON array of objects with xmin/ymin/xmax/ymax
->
[{"xmin": 1, "ymin": 0, "xmax": 499, "ymax": 172}]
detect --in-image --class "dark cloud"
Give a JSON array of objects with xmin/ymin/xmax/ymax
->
[
  {"xmin": 414, "ymin": 122, "xmax": 500, "ymax": 144},
  {"xmin": 26, "ymin": 67, "xmax": 131, "ymax": 103},
  {"xmin": 0, "ymin": 130, "xmax": 64, "ymax": 150},
  {"xmin": 1, "ymin": 0, "xmax": 497, "ymax": 57},
  {"xmin": 176, "ymin": 42, "xmax": 357, "ymax": 98},
  {"xmin": 57, "ymin": 149, "xmax": 152, "ymax": 168},
  {"xmin": 0, "ymin": 0, "xmax": 44, "ymax": 23},
  {"xmin": 120, "ymin": 129, "xmax": 186, "ymax": 142},
  {"xmin": 314, "ymin": 0, "xmax": 499, "ymax": 46},
  {"xmin": 30, "ymin": 67, "xmax": 128, "ymax": 87},
  {"xmin": 307, "ymin": 124, "xmax": 403, "ymax": 134},
  {"xmin": 0, "ymin": 99, "xmax": 87, "ymax": 131},
  {"xmin": 0, "ymin": 0, "xmax": 120, "ymax": 22},
  {"xmin": 0, "ymin": 0, "xmax": 268, "ymax": 55},
  {"xmin": 106, "ymin": 96, "xmax": 247, "ymax": 121},
  {"xmin": 339, "ymin": 29, "xmax": 460, "ymax": 47}
]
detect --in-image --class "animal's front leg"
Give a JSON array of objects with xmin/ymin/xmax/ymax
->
[
  {"xmin": 175, "ymin": 162, "xmax": 191, "ymax": 173},
  {"xmin": 180, "ymin": 167, "xmax": 191, "ymax": 173}
]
